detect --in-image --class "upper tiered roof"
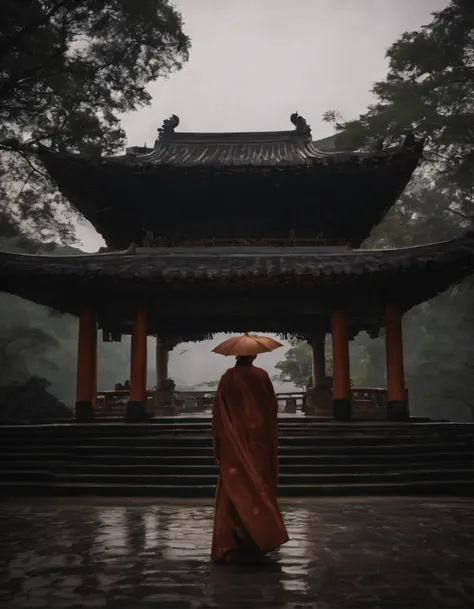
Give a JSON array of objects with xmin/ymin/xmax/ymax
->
[
  {"xmin": 38, "ymin": 114, "xmax": 424, "ymax": 249},
  {"xmin": 125, "ymin": 113, "xmax": 344, "ymax": 166}
]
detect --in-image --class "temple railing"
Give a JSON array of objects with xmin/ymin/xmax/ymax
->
[
  {"xmin": 141, "ymin": 237, "xmax": 349, "ymax": 248},
  {"xmin": 352, "ymin": 388, "xmax": 387, "ymax": 417},
  {"xmin": 95, "ymin": 387, "xmax": 389, "ymax": 417}
]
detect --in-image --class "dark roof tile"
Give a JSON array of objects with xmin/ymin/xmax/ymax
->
[{"xmin": 0, "ymin": 235, "xmax": 472, "ymax": 284}]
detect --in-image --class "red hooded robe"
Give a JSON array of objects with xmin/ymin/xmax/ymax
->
[{"xmin": 211, "ymin": 360, "xmax": 289, "ymax": 563}]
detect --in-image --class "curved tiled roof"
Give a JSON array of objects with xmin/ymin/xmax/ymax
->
[
  {"xmin": 134, "ymin": 129, "xmax": 333, "ymax": 167},
  {"xmin": 122, "ymin": 115, "xmax": 421, "ymax": 167},
  {"xmin": 1, "ymin": 233, "xmax": 473, "ymax": 294},
  {"xmin": 0, "ymin": 235, "xmax": 472, "ymax": 278},
  {"xmin": 1, "ymin": 234, "xmax": 473, "ymax": 339},
  {"xmin": 38, "ymin": 114, "xmax": 423, "ymax": 171}
]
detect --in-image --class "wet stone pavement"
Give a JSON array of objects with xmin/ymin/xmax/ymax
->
[{"xmin": 0, "ymin": 498, "xmax": 473, "ymax": 609}]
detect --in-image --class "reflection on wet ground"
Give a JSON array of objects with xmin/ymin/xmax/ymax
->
[{"xmin": 0, "ymin": 497, "xmax": 473, "ymax": 608}]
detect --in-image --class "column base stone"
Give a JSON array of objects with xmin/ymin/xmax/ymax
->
[
  {"xmin": 126, "ymin": 401, "xmax": 148, "ymax": 423},
  {"xmin": 333, "ymin": 398, "xmax": 352, "ymax": 422},
  {"xmin": 387, "ymin": 400, "xmax": 409, "ymax": 421},
  {"xmin": 306, "ymin": 384, "xmax": 333, "ymax": 417},
  {"xmin": 75, "ymin": 401, "xmax": 94, "ymax": 422}
]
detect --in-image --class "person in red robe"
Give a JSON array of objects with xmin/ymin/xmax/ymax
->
[{"xmin": 211, "ymin": 354, "xmax": 289, "ymax": 563}]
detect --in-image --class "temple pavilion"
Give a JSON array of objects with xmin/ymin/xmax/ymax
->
[{"xmin": 0, "ymin": 113, "xmax": 473, "ymax": 422}]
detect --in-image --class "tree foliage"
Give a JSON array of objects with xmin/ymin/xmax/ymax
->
[
  {"xmin": 325, "ymin": 0, "xmax": 474, "ymax": 222},
  {"xmin": 273, "ymin": 340, "xmax": 313, "ymax": 389},
  {"xmin": 0, "ymin": 0, "xmax": 190, "ymax": 240},
  {"xmin": 0, "ymin": 324, "xmax": 59, "ymax": 386},
  {"xmin": 0, "ymin": 376, "xmax": 72, "ymax": 424},
  {"xmin": 273, "ymin": 337, "xmax": 376, "ymax": 391}
]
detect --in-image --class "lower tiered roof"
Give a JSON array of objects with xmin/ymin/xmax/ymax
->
[{"xmin": 0, "ymin": 233, "xmax": 473, "ymax": 342}]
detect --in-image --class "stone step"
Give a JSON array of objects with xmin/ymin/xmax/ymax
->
[
  {"xmin": 5, "ymin": 451, "xmax": 470, "ymax": 467},
  {"xmin": 1, "ymin": 415, "xmax": 440, "ymax": 425},
  {"xmin": 5, "ymin": 427, "xmax": 462, "ymax": 437},
  {"xmin": 1, "ymin": 421, "xmax": 471, "ymax": 434},
  {"xmin": 2, "ymin": 452, "xmax": 73, "ymax": 460},
  {"xmin": 2, "ymin": 434, "xmax": 471, "ymax": 447},
  {"xmin": 1, "ymin": 433, "xmax": 471, "ymax": 447},
  {"xmin": 3, "ymin": 430, "xmax": 469, "ymax": 442},
  {"xmin": 68, "ymin": 460, "xmax": 474, "ymax": 475},
  {"xmin": 0, "ymin": 478, "xmax": 472, "ymax": 497},
  {"xmin": 1, "ymin": 419, "xmax": 472, "ymax": 427},
  {"xmin": 2, "ymin": 460, "xmax": 72, "ymax": 470},
  {"xmin": 0, "ymin": 442, "xmax": 470, "ymax": 456},
  {"xmin": 3, "ymin": 459, "xmax": 472, "ymax": 476},
  {"xmin": 0, "ymin": 470, "xmax": 59, "ymax": 481},
  {"xmin": 0, "ymin": 422, "xmax": 471, "ymax": 498},
  {"xmin": 1, "ymin": 468, "xmax": 472, "ymax": 486}
]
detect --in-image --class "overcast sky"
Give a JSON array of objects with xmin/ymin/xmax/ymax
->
[{"xmin": 77, "ymin": 0, "xmax": 449, "ymax": 387}]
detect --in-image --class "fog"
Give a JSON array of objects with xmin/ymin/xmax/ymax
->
[
  {"xmin": 168, "ymin": 336, "xmax": 295, "ymax": 391},
  {"xmin": 74, "ymin": 0, "xmax": 448, "ymax": 388}
]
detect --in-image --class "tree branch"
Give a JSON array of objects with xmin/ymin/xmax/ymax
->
[{"xmin": 447, "ymin": 206, "xmax": 474, "ymax": 220}]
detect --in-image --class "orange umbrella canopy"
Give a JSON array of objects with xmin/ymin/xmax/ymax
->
[{"xmin": 212, "ymin": 333, "xmax": 283, "ymax": 356}]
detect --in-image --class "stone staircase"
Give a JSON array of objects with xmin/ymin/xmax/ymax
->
[{"xmin": 0, "ymin": 418, "xmax": 472, "ymax": 497}]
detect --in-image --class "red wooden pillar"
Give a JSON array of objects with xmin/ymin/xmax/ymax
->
[
  {"xmin": 126, "ymin": 306, "xmax": 148, "ymax": 422},
  {"xmin": 385, "ymin": 302, "xmax": 409, "ymax": 420},
  {"xmin": 75, "ymin": 308, "xmax": 97, "ymax": 421},
  {"xmin": 331, "ymin": 309, "xmax": 352, "ymax": 421}
]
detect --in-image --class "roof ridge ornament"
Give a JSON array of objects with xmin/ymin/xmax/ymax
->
[
  {"xmin": 290, "ymin": 112, "xmax": 311, "ymax": 136},
  {"xmin": 158, "ymin": 114, "xmax": 180, "ymax": 139}
]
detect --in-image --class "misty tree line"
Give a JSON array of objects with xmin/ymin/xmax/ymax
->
[{"xmin": 1, "ymin": 1, "xmax": 473, "ymax": 421}]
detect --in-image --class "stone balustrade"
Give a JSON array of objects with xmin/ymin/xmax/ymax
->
[{"xmin": 94, "ymin": 387, "xmax": 392, "ymax": 418}]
